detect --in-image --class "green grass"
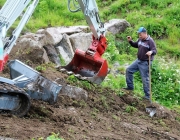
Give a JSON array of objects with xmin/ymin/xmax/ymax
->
[
  {"xmin": 25, "ymin": 0, "xmax": 85, "ymax": 32},
  {"xmin": 102, "ymin": 32, "xmax": 180, "ymax": 108},
  {"xmin": 32, "ymin": 132, "xmax": 64, "ymax": 140},
  {"xmin": 125, "ymin": 105, "xmax": 137, "ymax": 114},
  {"xmin": 1, "ymin": 0, "xmax": 180, "ymax": 56}
]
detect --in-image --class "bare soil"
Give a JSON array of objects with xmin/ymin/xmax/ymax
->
[{"xmin": 0, "ymin": 47, "xmax": 180, "ymax": 140}]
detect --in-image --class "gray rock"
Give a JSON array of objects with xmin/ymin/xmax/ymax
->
[
  {"xmin": 33, "ymin": 32, "xmax": 46, "ymax": 47},
  {"xmin": 155, "ymin": 105, "xmax": 174, "ymax": 119},
  {"xmin": 69, "ymin": 32, "xmax": 92, "ymax": 52},
  {"xmin": 40, "ymin": 28, "xmax": 63, "ymax": 45},
  {"xmin": 43, "ymin": 44, "xmax": 60, "ymax": 66},
  {"xmin": 56, "ymin": 26, "xmax": 89, "ymax": 35},
  {"xmin": 35, "ymin": 26, "xmax": 90, "ymax": 46},
  {"xmin": 36, "ymin": 29, "xmax": 44, "ymax": 34},
  {"xmin": 42, "ymin": 48, "xmax": 50, "ymax": 63},
  {"xmin": 113, "ymin": 61, "xmax": 120, "ymax": 67},
  {"xmin": 105, "ymin": 19, "xmax": 130, "ymax": 35},
  {"xmin": 13, "ymin": 35, "xmax": 48, "ymax": 64},
  {"xmin": 60, "ymin": 85, "xmax": 88, "ymax": 101},
  {"xmin": 36, "ymin": 26, "xmax": 89, "ymax": 36},
  {"xmin": 0, "ymin": 136, "xmax": 16, "ymax": 140},
  {"xmin": 56, "ymin": 34, "xmax": 74, "ymax": 64},
  {"xmin": 109, "ymin": 61, "xmax": 121, "ymax": 75},
  {"xmin": 16, "ymin": 29, "xmax": 62, "ymax": 64},
  {"xmin": 18, "ymin": 33, "xmax": 43, "ymax": 48},
  {"xmin": 59, "ymin": 34, "xmax": 74, "ymax": 55},
  {"xmin": 56, "ymin": 46, "xmax": 71, "ymax": 65}
]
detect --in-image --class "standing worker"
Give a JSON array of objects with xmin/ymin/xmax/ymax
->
[{"xmin": 123, "ymin": 27, "xmax": 157, "ymax": 100}]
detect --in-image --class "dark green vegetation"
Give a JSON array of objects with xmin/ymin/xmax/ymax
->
[
  {"xmin": 103, "ymin": 32, "xmax": 180, "ymax": 108},
  {"xmin": 0, "ymin": 0, "xmax": 180, "ymax": 108}
]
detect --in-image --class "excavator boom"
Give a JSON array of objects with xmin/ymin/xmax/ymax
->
[
  {"xmin": 0, "ymin": 0, "xmax": 39, "ymax": 71},
  {"xmin": 63, "ymin": 0, "xmax": 108, "ymax": 84}
]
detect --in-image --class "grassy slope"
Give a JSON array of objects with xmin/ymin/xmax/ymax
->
[
  {"xmin": 1, "ymin": 0, "xmax": 180, "ymax": 107},
  {"xmin": 1, "ymin": 0, "xmax": 179, "ymax": 55}
]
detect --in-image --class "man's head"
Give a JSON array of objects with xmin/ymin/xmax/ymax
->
[{"xmin": 137, "ymin": 27, "xmax": 148, "ymax": 40}]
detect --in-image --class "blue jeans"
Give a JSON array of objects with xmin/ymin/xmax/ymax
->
[{"xmin": 126, "ymin": 59, "xmax": 151, "ymax": 99}]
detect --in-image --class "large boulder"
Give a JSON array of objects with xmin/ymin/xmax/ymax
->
[
  {"xmin": 36, "ymin": 28, "xmax": 63, "ymax": 46},
  {"xmin": 10, "ymin": 45, "xmax": 48, "ymax": 65},
  {"xmin": 56, "ymin": 26, "xmax": 89, "ymax": 35},
  {"xmin": 17, "ymin": 33, "xmax": 43, "ymax": 48},
  {"xmin": 11, "ymin": 33, "xmax": 50, "ymax": 64},
  {"xmin": 56, "ymin": 34, "xmax": 74, "ymax": 64},
  {"xmin": 11, "ymin": 28, "xmax": 64, "ymax": 65},
  {"xmin": 69, "ymin": 32, "xmax": 92, "ymax": 52},
  {"xmin": 105, "ymin": 19, "xmax": 130, "ymax": 35}
]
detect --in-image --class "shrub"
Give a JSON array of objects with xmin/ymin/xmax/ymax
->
[
  {"xmin": 35, "ymin": 65, "xmax": 46, "ymax": 72},
  {"xmin": 151, "ymin": 59, "xmax": 180, "ymax": 107},
  {"xmin": 47, "ymin": 132, "xmax": 64, "ymax": 140}
]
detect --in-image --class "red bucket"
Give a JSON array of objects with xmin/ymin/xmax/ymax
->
[{"xmin": 63, "ymin": 48, "xmax": 108, "ymax": 84}]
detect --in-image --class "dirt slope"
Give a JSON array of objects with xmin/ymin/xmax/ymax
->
[
  {"xmin": 0, "ymin": 46, "xmax": 180, "ymax": 140},
  {"xmin": 0, "ymin": 66, "xmax": 180, "ymax": 140}
]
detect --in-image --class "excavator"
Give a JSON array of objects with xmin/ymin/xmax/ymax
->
[{"xmin": 0, "ymin": 0, "xmax": 108, "ymax": 117}]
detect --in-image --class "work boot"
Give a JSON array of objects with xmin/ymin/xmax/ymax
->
[
  {"xmin": 122, "ymin": 87, "xmax": 133, "ymax": 91},
  {"xmin": 143, "ymin": 96, "xmax": 150, "ymax": 100},
  {"xmin": 121, "ymin": 87, "xmax": 133, "ymax": 94}
]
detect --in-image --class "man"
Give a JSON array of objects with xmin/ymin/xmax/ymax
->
[{"xmin": 123, "ymin": 27, "xmax": 157, "ymax": 100}]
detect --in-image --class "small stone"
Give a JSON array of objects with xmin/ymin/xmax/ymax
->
[
  {"xmin": 60, "ymin": 85, "xmax": 88, "ymax": 101},
  {"xmin": 105, "ymin": 19, "xmax": 130, "ymax": 35}
]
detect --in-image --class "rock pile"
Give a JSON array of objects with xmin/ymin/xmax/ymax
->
[{"xmin": 13, "ymin": 19, "xmax": 130, "ymax": 66}]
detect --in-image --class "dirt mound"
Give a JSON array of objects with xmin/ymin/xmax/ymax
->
[{"xmin": 0, "ymin": 49, "xmax": 180, "ymax": 139}]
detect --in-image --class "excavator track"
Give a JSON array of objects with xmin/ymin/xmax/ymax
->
[{"xmin": 0, "ymin": 82, "xmax": 30, "ymax": 117}]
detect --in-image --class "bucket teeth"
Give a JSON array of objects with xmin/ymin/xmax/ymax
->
[
  {"xmin": 67, "ymin": 71, "xmax": 74, "ymax": 75},
  {"xmin": 59, "ymin": 68, "xmax": 89, "ymax": 81},
  {"xmin": 60, "ymin": 68, "xmax": 67, "ymax": 72},
  {"xmin": 74, "ymin": 74, "xmax": 88, "ymax": 80},
  {"xmin": 80, "ymin": 77, "xmax": 88, "ymax": 80},
  {"xmin": 74, "ymin": 74, "xmax": 81, "ymax": 78}
]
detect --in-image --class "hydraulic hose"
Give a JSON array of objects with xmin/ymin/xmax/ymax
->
[{"xmin": 68, "ymin": 0, "xmax": 81, "ymax": 13}]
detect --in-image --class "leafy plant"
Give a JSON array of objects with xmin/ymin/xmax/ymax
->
[
  {"xmin": 67, "ymin": 75, "xmax": 92, "ymax": 90},
  {"xmin": 112, "ymin": 115, "xmax": 121, "ymax": 121},
  {"xmin": 35, "ymin": 65, "xmax": 46, "ymax": 72},
  {"xmin": 31, "ymin": 132, "xmax": 64, "ymax": 140},
  {"xmin": 151, "ymin": 58, "xmax": 180, "ymax": 107},
  {"xmin": 59, "ymin": 55, "xmax": 66, "ymax": 66},
  {"xmin": 125, "ymin": 105, "xmax": 137, "ymax": 113},
  {"xmin": 47, "ymin": 132, "xmax": 64, "ymax": 140}
]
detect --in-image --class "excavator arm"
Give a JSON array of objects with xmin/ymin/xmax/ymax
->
[
  {"xmin": 77, "ymin": 0, "xmax": 105, "ymax": 39},
  {"xmin": 63, "ymin": 0, "xmax": 108, "ymax": 84},
  {"xmin": 0, "ymin": 0, "xmax": 39, "ymax": 71}
]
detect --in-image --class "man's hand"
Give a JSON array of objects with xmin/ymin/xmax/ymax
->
[
  {"xmin": 127, "ymin": 36, "xmax": 132, "ymax": 42},
  {"xmin": 146, "ymin": 51, "xmax": 153, "ymax": 56}
]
